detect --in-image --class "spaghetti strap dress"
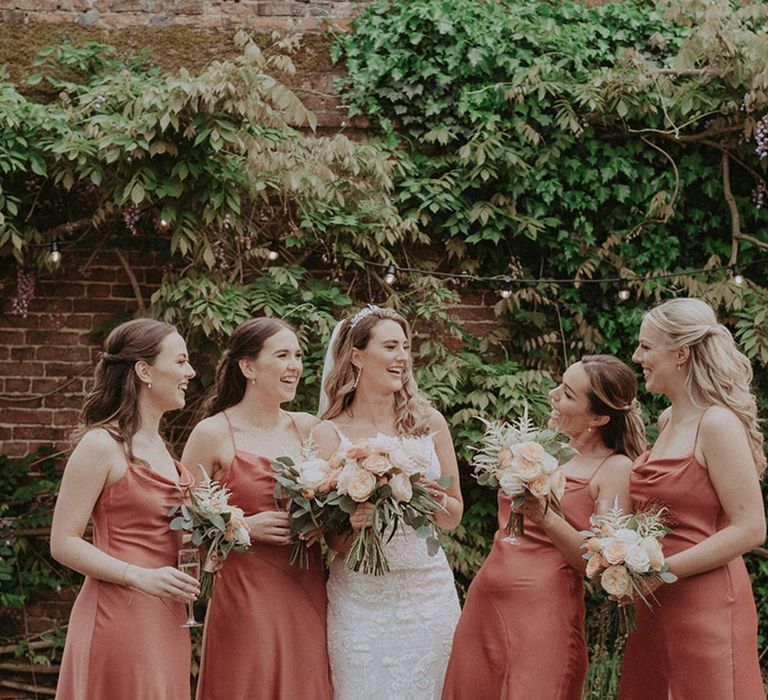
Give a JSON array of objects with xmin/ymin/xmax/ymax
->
[
  {"xmin": 618, "ymin": 436, "xmax": 764, "ymax": 699},
  {"xmin": 195, "ymin": 412, "xmax": 332, "ymax": 700},
  {"xmin": 56, "ymin": 461, "xmax": 194, "ymax": 700},
  {"xmin": 441, "ymin": 458, "xmax": 612, "ymax": 700}
]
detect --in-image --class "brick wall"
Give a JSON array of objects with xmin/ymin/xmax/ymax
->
[
  {"xmin": 0, "ymin": 247, "xmax": 167, "ymax": 457},
  {"xmin": 1, "ymin": 0, "xmax": 358, "ymax": 32}
]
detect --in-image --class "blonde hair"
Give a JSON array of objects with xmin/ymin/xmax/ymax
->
[
  {"xmin": 320, "ymin": 307, "xmax": 432, "ymax": 436},
  {"xmin": 644, "ymin": 297, "xmax": 765, "ymax": 476}
]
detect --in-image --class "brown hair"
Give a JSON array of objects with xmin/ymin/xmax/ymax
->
[
  {"xmin": 204, "ymin": 317, "xmax": 296, "ymax": 417},
  {"xmin": 321, "ymin": 307, "xmax": 432, "ymax": 435},
  {"xmin": 75, "ymin": 318, "xmax": 177, "ymax": 466},
  {"xmin": 580, "ymin": 354, "xmax": 647, "ymax": 460}
]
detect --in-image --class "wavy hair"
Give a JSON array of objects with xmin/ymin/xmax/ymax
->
[
  {"xmin": 580, "ymin": 355, "xmax": 647, "ymax": 460},
  {"xmin": 74, "ymin": 318, "xmax": 177, "ymax": 466},
  {"xmin": 320, "ymin": 308, "xmax": 432, "ymax": 436},
  {"xmin": 644, "ymin": 297, "xmax": 765, "ymax": 476},
  {"xmin": 204, "ymin": 317, "xmax": 295, "ymax": 417}
]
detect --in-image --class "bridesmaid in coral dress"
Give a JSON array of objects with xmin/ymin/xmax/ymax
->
[
  {"xmin": 52, "ymin": 319, "xmax": 200, "ymax": 700},
  {"xmin": 442, "ymin": 355, "xmax": 647, "ymax": 700},
  {"xmin": 182, "ymin": 318, "xmax": 332, "ymax": 700},
  {"xmin": 619, "ymin": 298, "xmax": 766, "ymax": 700}
]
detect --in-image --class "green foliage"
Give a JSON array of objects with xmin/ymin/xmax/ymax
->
[
  {"xmin": 0, "ymin": 449, "xmax": 78, "ymax": 609},
  {"xmin": 333, "ymin": 0, "xmax": 768, "ymax": 370}
]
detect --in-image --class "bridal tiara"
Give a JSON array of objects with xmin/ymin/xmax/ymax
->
[{"xmin": 348, "ymin": 304, "xmax": 382, "ymax": 329}]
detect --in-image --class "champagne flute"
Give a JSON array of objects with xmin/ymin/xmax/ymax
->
[{"xmin": 177, "ymin": 547, "xmax": 202, "ymax": 628}]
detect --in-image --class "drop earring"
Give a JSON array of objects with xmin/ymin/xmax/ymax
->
[
  {"xmin": 353, "ymin": 367, "xmax": 361, "ymax": 389},
  {"xmin": 147, "ymin": 382, "xmax": 152, "ymax": 390}
]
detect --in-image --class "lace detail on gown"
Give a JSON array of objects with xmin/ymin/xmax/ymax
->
[{"xmin": 327, "ymin": 431, "xmax": 460, "ymax": 700}]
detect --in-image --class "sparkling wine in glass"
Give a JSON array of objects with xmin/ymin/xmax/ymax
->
[{"xmin": 178, "ymin": 547, "xmax": 202, "ymax": 628}]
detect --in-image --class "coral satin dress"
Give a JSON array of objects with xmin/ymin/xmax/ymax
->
[
  {"xmin": 195, "ymin": 415, "xmax": 332, "ymax": 700},
  {"xmin": 618, "ymin": 451, "xmax": 764, "ymax": 700},
  {"xmin": 56, "ymin": 461, "xmax": 193, "ymax": 700},
  {"xmin": 442, "ymin": 466, "xmax": 606, "ymax": 700}
]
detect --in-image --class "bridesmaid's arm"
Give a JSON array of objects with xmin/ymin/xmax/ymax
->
[
  {"xmin": 50, "ymin": 429, "xmax": 198, "ymax": 601},
  {"xmin": 665, "ymin": 407, "xmax": 766, "ymax": 580},
  {"xmin": 521, "ymin": 455, "xmax": 632, "ymax": 574},
  {"xmin": 426, "ymin": 409, "xmax": 463, "ymax": 531},
  {"xmin": 180, "ymin": 415, "xmax": 227, "ymax": 483}
]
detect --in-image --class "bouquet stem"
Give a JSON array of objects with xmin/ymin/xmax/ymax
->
[
  {"xmin": 619, "ymin": 604, "xmax": 637, "ymax": 634},
  {"xmin": 289, "ymin": 542, "xmax": 311, "ymax": 569},
  {"xmin": 345, "ymin": 526, "xmax": 390, "ymax": 575},
  {"xmin": 505, "ymin": 510, "xmax": 524, "ymax": 539}
]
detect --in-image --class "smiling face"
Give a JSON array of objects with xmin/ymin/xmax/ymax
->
[
  {"xmin": 245, "ymin": 327, "xmax": 302, "ymax": 404},
  {"xmin": 548, "ymin": 361, "xmax": 597, "ymax": 437},
  {"xmin": 632, "ymin": 320, "xmax": 681, "ymax": 395},
  {"xmin": 352, "ymin": 319, "xmax": 410, "ymax": 395},
  {"xmin": 144, "ymin": 332, "xmax": 195, "ymax": 411}
]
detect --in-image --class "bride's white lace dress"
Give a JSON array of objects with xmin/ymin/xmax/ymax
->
[{"xmin": 327, "ymin": 431, "xmax": 461, "ymax": 700}]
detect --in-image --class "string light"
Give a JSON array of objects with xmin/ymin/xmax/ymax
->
[
  {"xmin": 384, "ymin": 264, "xmax": 397, "ymax": 285},
  {"xmin": 618, "ymin": 281, "xmax": 631, "ymax": 301},
  {"xmin": 267, "ymin": 240, "xmax": 280, "ymax": 262},
  {"xmin": 48, "ymin": 240, "xmax": 62, "ymax": 264},
  {"xmin": 358, "ymin": 255, "xmax": 768, "ymax": 296},
  {"xmin": 159, "ymin": 218, "xmax": 170, "ymax": 229}
]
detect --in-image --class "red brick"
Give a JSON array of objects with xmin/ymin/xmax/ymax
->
[
  {"xmin": 53, "ymin": 410, "xmax": 81, "ymax": 427},
  {"xmin": 44, "ymin": 362, "xmax": 93, "ymax": 377},
  {"xmin": 44, "ymin": 393, "xmax": 84, "ymax": 409},
  {"xmin": 37, "ymin": 346, "xmax": 92, "ymax": 362},
  {"xmin": 32, "ymin": 378, "xmax": 81, "ymax": 393},
  {"xmin": 0, "ymin": 330, "xmax": 26, "ymax": 344},
  {"xmin": 5, "ymin": 408, "xmax": 54, "ymax": 424},
  {"xmin": 82, "ymin": 283, "xmax": 112, "ymax": 297},
  {"xmin": 27, "ymin": 298, "xmax": 73, "ymax": 314},
  {"xmin": 4, "ymin": 378, "xmax": 31, "ymax": 393},
  {"xmin": 14, "ymin": 426, "xmax": 68, "ymax": 440},
  {"xmin": 11, "ymin": 347, "xmax": 37, "ymax": 361},
  {"xmin": 81, "ymin": 268, "xmax": 118, "ymax": 282},
  {"xmin": 0, "ymin": 361, "xmax": 45, "ymax": 377},
  {"xmin": 72, "ymin": 298, "xmax": 132, "ymax": 313},
  {"xmin": 26, "ymin": 330, "xmax": 81, "ymax": 346}
]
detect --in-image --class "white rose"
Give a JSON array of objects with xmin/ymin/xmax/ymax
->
[
  {"xmin": 337, "ymin": 463, "xmax": 377, "ymax": 502},
  {"xmin": 624, "ymin": 544, "xmax": 651, "ymax": 573},
  {"xmin": 298, "ymin": 458, "xmax": 330, "ymax": 489},
  {"xmin": 613, "ymin": 527, "xmax": 642, "ymax": 546},
  {"xmin": 389, "ymin": 471, "xmax": 413, "ymax": 502},
  {"xmin": 639, "ymin": 536, "xmax": 665, "ymax": 570},
  {"xmin": 388, "ymin": 444, "xmax": 419, "ymax": 475},
  {"xmin": 498, "ymin": 468, "xmax": 524, "ymax": 496}
]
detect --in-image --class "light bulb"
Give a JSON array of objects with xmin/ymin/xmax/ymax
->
[
  {"xmin": 267, "ymin": 241, "xmax": 280, "ymax": 261},
  {"xmin": 500, "ymin": 289, "xmax": 512, "ymax": 299},
  {"xmin": 384, "ymin": 264, "xmax": 397, "ymax": 285},
  {"xmin": 618, "ymin": 288, "xmax": 630, "ymax": 301},
  {"xmin": 732, "ymin": 264, "xmax": 744, "ymax": 285},
  {"xmin": 49, "ymin": 240, "xmax": 62, "ymax": 264}
]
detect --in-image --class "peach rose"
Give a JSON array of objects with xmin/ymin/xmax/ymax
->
[
  {"xmin": 389, "ymin": 472, "xmax": 413, "ymax": 503},
  {"xmin": 337, "ymin": 464, "xmax": 377, "ymax": 502},
  {"xmin": 549, "ymin": 469, "xmax": 566, "ymax": 500},
  {"xmin": 602, "ymin": 539, "xmax": 628, "ymax": 565},
  {"xmin": 586, "ymin": 552, "xmax": 607, "ymax": 578},
  {"xmin": 584, "ymin": 537, "xmax": 602, "ymax": 554},
  {"xmin": 345, "ymin": 441, "xmax": 370, "ymax": 460},
  {"xmin": 639, "ymin": 536, "xmax": 665, "ymax": 570},
  {"xmin": 527, "ymin": 474, "xmax": 552, "ymax": 498},
  {"xmin": 497, "ymin": 448, "xmax": 514, "ymax": 468},
  {"xmin": 361, "ymin": 453, "xmax": 392, "ymax": 476},
  {"xmin": 601, "ymin": 565, "xmax": 633, "ymax": 597},
  {"xmin": 498, "ymin": 468, "xmax": 524, "ymax": 496}
]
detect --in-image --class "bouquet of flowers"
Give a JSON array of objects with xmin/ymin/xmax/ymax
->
[
  {"xmin": 271, "ymin": 444, "xmax": 349, "ymax": 569},
  {"xmin": 580, "ymin": 501, "xmax": 677, "ymax": 632},
  {"xmin": 168, "ymin": 469, "xmax": 251, "ymax": 599},
  {"xmin": 333, "ymin": 434, "xmax": 451, "ymax": 575},
  {"xmin": 472, "ymin": 408, "xmax": 576, "ymax": 539}
]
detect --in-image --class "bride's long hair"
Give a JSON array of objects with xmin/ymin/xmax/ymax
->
[{"xmin": 320, "ymin": 307, "xmax": 432, "ymax": 436}]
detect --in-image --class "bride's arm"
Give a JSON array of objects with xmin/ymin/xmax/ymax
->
[{"xmin": 427, "ymin": 409, "xmax": 463, "ymax": 531}]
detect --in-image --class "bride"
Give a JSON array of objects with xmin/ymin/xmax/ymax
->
[{"xmin": 312, "ymin": 305, "xmax": 462, "ymax": 699}]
